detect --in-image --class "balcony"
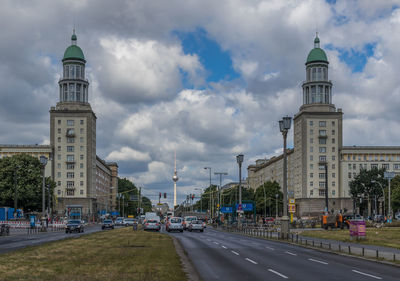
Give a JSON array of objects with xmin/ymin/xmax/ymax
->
[
  {"xmin": 318, "ymin": 134, "xmax": 328, "ymax": 139},
  {"xmin": 66, "ymin": 129, "xmax": 75, "ymax": 137}
]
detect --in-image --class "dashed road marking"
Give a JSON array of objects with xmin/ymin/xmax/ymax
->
[
  {"xmin": 245, "ymin": 258, "xmax": 258, "ymax": 264},
  {"xmin": 285, "ymin": 251, "xmax": 297, "ymax": 256},
  {"xmin": 265, "ymin": 246, "xmax": 274, "ymax": 250},
  {"xmin": 308, "ymin": 258, "xmax": 328, "ymax": 265},
  {"xmin": 221, "ymin": 245, "xmax": 227, "ymax": 249},
  {"xmin": 213, "ymin": 241, "xmax": 219, "ymax": 245},
  {"xmin": 231, "ymin": 251, "xmax": 239, "ymax": 255},
  {"xmin": 352, "ymin": 270, "xmax": 382, "ymax": 280},
  {"xmin": 268, "ymin": 269, "xmax": 288, "ymax": 279}
]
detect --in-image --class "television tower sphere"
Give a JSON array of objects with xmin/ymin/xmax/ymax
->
[{"xmin": 173, "ymin": 173, "xmax": 179, "ymax": 182}]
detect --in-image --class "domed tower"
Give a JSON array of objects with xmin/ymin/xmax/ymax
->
[
  {"xmin": 300, "ymin": 33, "xmax": 334, "ymax": 112},
  {"xmin": 50, "ymin": 30, "xmax": 97, "ymax": 219},
  {"xmin": 292, "ymin": 33, "xmax": 343, "ymax": 216},
  {"xmin": 58, "ymin": 30, "xmax": 89, "ymax": 104}
]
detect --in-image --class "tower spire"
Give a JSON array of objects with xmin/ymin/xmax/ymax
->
[{"xmin": 172, "ymin": 149, "xmax": 179, "ymax": 207}]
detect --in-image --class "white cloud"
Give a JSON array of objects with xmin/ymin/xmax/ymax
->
[{"xmin": 106, "ymin": 147, "xmax": 151, "ymax": 162}]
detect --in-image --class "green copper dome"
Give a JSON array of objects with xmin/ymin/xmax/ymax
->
[
  {"xmin": 306, "ymin": 34, "xmax": 328, "ymax": 64},
  {"xmin": 62, "ymin": 31, "xmax": 85, "ymax": 62}
]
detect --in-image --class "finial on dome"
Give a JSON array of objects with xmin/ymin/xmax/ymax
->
[
  {"xmin": 71, "ymin": 29, "xmax": 77, "ymax": 45},
  {"xmin": 314, "ymin": 32, "xmax": 320, "ymax": 48}
]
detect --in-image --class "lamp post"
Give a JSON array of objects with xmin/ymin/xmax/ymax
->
[
  {"xmin": 204, "ymin": 167, "xmax": 212, "ymax": 219},
  {"xmin": 371, "ymin": 180, "xmax": 385, "ymax": 217},
  {"xmin": 275, "ymin": 193, "xmax": 279, "ymax": 219},
  {"xmin": 236, "ymin": 154, "xmax": 244, "ymax": 228},
  {"xmin": 279, "ymin": 116, "xmax": 291, "ymax": 237},
  {"xmin": 195, "ymin": 188, "xmax": 203, "ymax": 213},
  {"xmin": 39, "ymin": 156, "xmax": 48, "ymax": 231},
  {"xmin": 13, "ymin": 166, "xmax": 19, "ymax": 218},
  {"xmin": 215, "ymin": 172, "xmax": 228, "ymax": 223},
  {"xmin": 262, "ymin": 184, "xmax": 266, "ymax": 220}
]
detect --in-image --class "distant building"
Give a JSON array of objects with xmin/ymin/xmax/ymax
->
[
  {"xmin": 1, "ymin": 31, "xmax": 118, "ymax": 220},
  {"xmin": 248, "ymin": 34, "xmax": 400, "ymax": 217}
]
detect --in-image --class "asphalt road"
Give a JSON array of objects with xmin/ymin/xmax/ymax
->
[
  {"xmin": 0, "ymin": 224, "xmax": 106, "ymax": 254},
  {"xmin": 166, "ymin": 227, "xmax": 400, "ymax": 281}
]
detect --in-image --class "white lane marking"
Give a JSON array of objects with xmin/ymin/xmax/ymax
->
[
  {"xmin": 265, "ymin": 246, "xmax": 274, "ymax": 250},
  {"xmin": 213, "ymin": 241, "xmax": 219, "ymax": 245},
  {"xmin": 221, "ymin": 245, "xmax": 227, "ymax": 249},
  {"xmin": 231, "ymin": 251, "xmax": 239, "ymax": 255},
  {"xmin": 206, "ymin": 238, "xmax": 211, "ymax": 241},
  {"xmin": 352, "ymin": 270, "xmax": 382, "ymax": 280},
  {"xmin": 285, "ymin": 251, "xmax": 297, "ymax": 256},
  {"xmin": 308, "ymin": 258, "xmax": 328, "ymax": 265},
  {"xmin": 268, "ymin": 269, "xmax": 288, "ymax": 279},
  {"xmin": 245, "ymin": 258, "xmax": 258, "ymax": 264}
]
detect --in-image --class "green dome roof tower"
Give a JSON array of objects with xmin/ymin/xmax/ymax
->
[
  {"xmin": 58, "ymin": 30, "xmax": 89, "ymax": 104},
  {"xmin": 301, "ymin": 33, "xmax": 332, "ymax": 108}
]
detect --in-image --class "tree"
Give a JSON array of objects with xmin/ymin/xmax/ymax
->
[
  {"xmin": 117, "ymin": 178, "xmax": 152, "ymax": 216},
  {"xmin": 0, "ymin": 154, "xmax": 56, "ymax": 213},
  {"xmin": 254, "ymin": 181, "xmax": 283, "ymax": 217},
  {"xmin": 390, "ymin": 175, "xmax": 400, "ymax": 214}
]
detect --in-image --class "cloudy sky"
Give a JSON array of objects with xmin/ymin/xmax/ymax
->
[{"xmin": 1, "ymin": 0, "xmax": 400, "ymax": 206}]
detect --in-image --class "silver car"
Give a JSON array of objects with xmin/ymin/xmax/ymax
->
[
  {"xmin": 124, "ymin": 218, "xmax": 136, "ymax": 226},
  {"xmin": 188, "ymin": 220, "xmax": 204, "ymax": 232},
  {"xmin": 167, "ymin": 217, "xmax": 183, "ymax": 232},
  {"xmin": 144, "ymin": 219, "xmax": 161, "ymax": 231}
]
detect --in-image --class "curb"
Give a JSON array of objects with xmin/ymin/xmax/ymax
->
[{"xmin": 172, "ymin": 236, "xmax": 202, "ymax": 281}]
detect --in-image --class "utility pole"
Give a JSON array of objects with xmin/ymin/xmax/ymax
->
[
  {"xmin": 215, "ymin": 172, "xmax": 228, "ymax": 223},
  {"xmin": 204, "ymin": 167, "xmax": 212, "ymax": 219}
]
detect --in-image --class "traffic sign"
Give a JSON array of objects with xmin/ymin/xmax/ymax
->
[
  {"xmin": 220, "ymin": 206, "xmax": 233, "ymax": 213},
  {"xmin": 289, "ymin": 198, "xmax": 295, "ymax": 204},
  {"xmin": 384, "ymin": 172, "xmax": 395, "ymax": 179},
  {"xmin": 235, "ymin": 203, "xmax": 253, "ymax": 211},
  {"xmin": 289, "ymin": 204, "xmax": 295, "ymax": 213}
]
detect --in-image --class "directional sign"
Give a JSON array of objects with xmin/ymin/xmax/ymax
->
[
  {"xmin": 220, "ymin": 206, "xmax": 233, "ymax": 213},
  {"xmin": 235, "ymin": 203, "xmax": 253, "ymax": 211},
  {"xmin": 289, "ymin": 198, "xmax": 295, "ymax": 204},
  {"xmin": 384, "ymin": 172, "xmax": 395, "ymax": 179},
  {"xmin": 289, "ymin": 204, "xmax": 296, "ymax": 213}
]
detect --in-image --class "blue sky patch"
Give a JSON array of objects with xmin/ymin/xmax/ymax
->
[
  {"xmin": 326, "ymin": 43, "xmax": 376, "ymax": 73},
  {"xmin": 174, "ymin": 28, "xmax": 239, "ymax": 83}
]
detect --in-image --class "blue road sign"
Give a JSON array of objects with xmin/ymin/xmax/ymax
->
[
  {"xmin": 235, "ymin": 203, "xmax": 253, "ymax": 211},
  {"xmin": 220, "ymin": 206, "xmax": 233, "ymax": 213}
]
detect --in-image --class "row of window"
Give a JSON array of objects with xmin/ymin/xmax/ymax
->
[
  {"xmin": 58, "ymin": 146, "xmax": 85, "ymax": 152},
  {"xmin": 58, "ymin": 128, "xmax": 84, "ymax": 134},
  {"xmin": 310, "ymin": 155, "xmax": 335, "ymax": 162},
  {"xmin": 310, "ymin": 163, "xmax": 336, "ymax": 170},
  {"xmin": 59, "ymin": 83, "xmax": 88, "ymax": 103},
  {"xmin": 57, "ymin": 119, "xmax": 84, "ymax": 126},
  {"xmin": 310, "ymin": 172, "xmax": 336, "ymax": 179},
  {"xmin": 57, "ymin": 171, "xmax": 84, "ymax": 178},
  {"xmin": 310, "ymin": 129, "xmax": 335, "ymax": 136},
  {"xmin": 348, "ymin": 163, "xmax": 400, "ymax": 170},
  {"xmin": 57, "ymin": 189, "xmax": 84, "ymax": 196},
  {"xmin": 310, "ymin": 120, "xmax": 335, "ymax": 127},
  {"xmin": 309, "ymin": 181, "xmax": 336, "ymax": 188},
  {"xmin": 310, "ymin": 138, "xmax": 335, "ymax": 144},
  {"xmin": 344, "ymin": 155, "xmax": 400, "ymax": 162},
  {"xmin": 303, "ymin": 85, "xmax": 331, "ymax": 104},
  {"xmin": 57, "ymin": 161, "xmax": 84, "ymax": 169},
  {"xmin": 57, "ymin": 180, "xmax": 84, "ymax": 186},
  {"xmin": 310, "ymin": 147, "xmax": 336, "ymax": 153},
  {"xmin": 63, "ymin": 64, "xmax": 85, "ymax": 79},
  {"xmin": 306, "ymin": 67, "xmax": 328, "ymax": 82},
  {"xmin": 310, "ymin": 189, "xmax": 336, "ymax": 196},
  {"xmin": 58, "ymin": 137, "xmax": 85, "ymax": 143}
]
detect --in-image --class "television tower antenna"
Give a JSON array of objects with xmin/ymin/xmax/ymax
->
[{"xmin": 172, "ymin": 150, "xmax": 179, "ymax": 207}]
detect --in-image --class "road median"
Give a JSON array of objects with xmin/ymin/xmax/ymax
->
[{"xmin": 0, "ymin": 227, "xmax": 187, "ymax": 281}]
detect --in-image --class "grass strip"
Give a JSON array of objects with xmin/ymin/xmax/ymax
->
[
  {"xmin": 300, "ymin": 227, "xmax": 400, "ymax": 249},
  {"xmin": 0, "ymin": 228, "xmax": 187, "ymax": 281}
]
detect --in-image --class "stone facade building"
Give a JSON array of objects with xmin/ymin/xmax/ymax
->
[{"xmin": 248, "ymin": 34, "xmax": 400, "ymax": 217}]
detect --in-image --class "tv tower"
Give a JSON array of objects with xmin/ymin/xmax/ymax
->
[{"xmin": 172, "ymin": 150, "xmax": 179, "ymax": 207}]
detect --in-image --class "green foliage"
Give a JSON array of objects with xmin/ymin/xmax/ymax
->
[
  {"xmin": 117, "ymin": 178, "xmax": 152, "ymax": 216},
  {"xmin": 0, "ymin": 154, "xmax": 56, "ymax": 212},
  {"xmin": 391, "ymin": 175, "xmax": 400, "ymax": 213},
  {"xmin": 254, "ymin": 181, "xmax": 283, "ymax": 216}
]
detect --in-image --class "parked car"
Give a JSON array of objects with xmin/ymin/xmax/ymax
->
[
  {"xmin": 144, "ymin": 219, "xmax": 161, "ymax": 231},
  {"xmin": 124, "ymin": 218, "xmax": 136, "ymax": 226},
  {"xmin": 102, "ymin": 219, "xmax": 115, "ymax": 230},
  {"xmin": 264, "ymin": 217, "xmax": 275, "ymax": 223},
  {"xmin": 188, "ymin": 220, "xmax": 204, "ymax": 232},
  {"xmin": 65, "ymin": 220, "xmax": 84, "ymax": 233},
  {"xmin": 166, "ymin": 217, "xmax": 183, "ymax": 232},
  {"xmin": 374, "ymin": 215, "xmax": 385, "ymax": 223},
  {"xmin": 395, "ymin": 213, "xmax": 400, "ymax": 221},
  {"xmin": 115, "ymin": 217, "xmax": 125, "ymax": 226},
  {"xmin": 183, "ymin": 216, "xmax": 197, "ymax": 230}
]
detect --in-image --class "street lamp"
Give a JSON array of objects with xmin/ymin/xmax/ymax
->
[
  {"xmin": 195, "ymin": 188, "xmax": 204, "ymax": 213},
  {"xmin": 279, "ymin": 116, "xmax": 291, "ymax": 237},
  {"xmin": 13, "ymin": 165, "xmax": 20, "ymax": 218},
  {"xmin": 215, "ymin": 172, "xmax": 228, "ymax": 223},
  {"xmin": 275, "ymin": 193, "xmax": 279, "ymax": 219},
  {"xmin": 236, "ymin": 154, "xmax": 244, "ymax": 228},
  {"xmin": 39, "ymin": 155, "xmax": 48, "ymax": 231},
  {"xmin": 371, "ymin": 180, "xmax": 385, "ymax": 217},
  {"xmin": 204, "ymin": 167, "xmax": 212, "ymax": 219}
]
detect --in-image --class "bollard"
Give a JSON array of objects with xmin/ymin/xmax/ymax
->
[
  {"xmin": 348, "ymin": 245, "xmax": 351, "ymax": 254},
  {"xmin": 376, "ymin": 250, "xmax": 378, "ymax": 259},
  {"xmin": 362, "ymin": 247, "xmax": 364, "ymax": 256},
  {"xmin": 320, "ymin": 242, "xmax": 322, "ymax": 248},
  {"xmin": 339, "ymin": 244, "xmax": 341, "ymax": 252},
  {"xmin": 296, "ymin": 234, "xmax": 298, "ymax": 243}
]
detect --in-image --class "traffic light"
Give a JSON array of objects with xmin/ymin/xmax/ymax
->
[
  {"xmin": 192, "ymin": 194, "xmax": 195, "ymax": 200},
  {"xmin": 164, "ymin": 193, "xmax": 167, "ymax": 198},
  {"xmin": 159, "ymin": 192, "xmax": 162, "ymax": 199}
]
